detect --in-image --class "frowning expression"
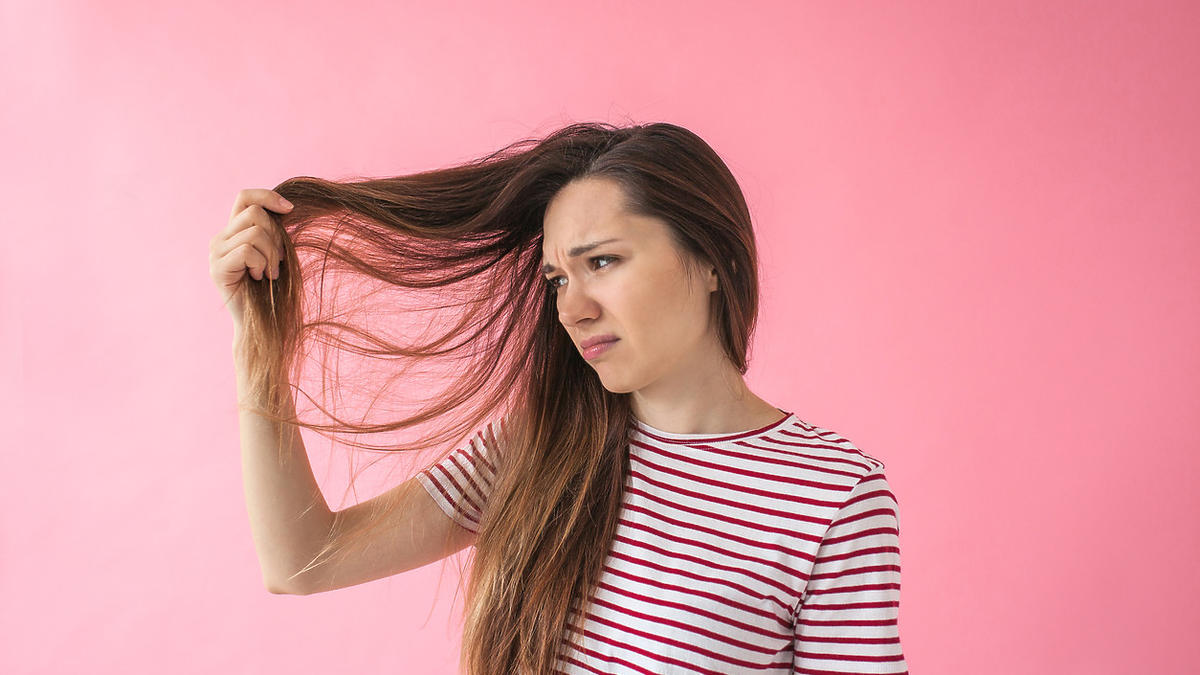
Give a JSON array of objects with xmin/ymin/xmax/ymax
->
[{"xmin": 541, "ymin": 177, "xmax": 718, "ymax": 393}]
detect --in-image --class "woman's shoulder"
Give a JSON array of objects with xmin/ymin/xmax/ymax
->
[{"xmin": 787, "ymin": 415, "xmax": 888, "ymax": 474}]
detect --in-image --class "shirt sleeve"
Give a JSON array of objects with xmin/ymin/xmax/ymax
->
[
  {"xmin": 792, "ymin": 470, "xmax": 908, "ymax": 674},
  {"xmin": 414, "ymin": 416, "xmax": 507, "ymax": 535}
]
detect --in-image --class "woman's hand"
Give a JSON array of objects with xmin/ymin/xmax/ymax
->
[{"xmin": 209, "ymin": 188, "xmax": 293, "ymax": 324}]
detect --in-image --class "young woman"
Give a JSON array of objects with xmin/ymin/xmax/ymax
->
[{"xmin": 210, "ymin": 122, "xmax": 908, "ymax": 674}]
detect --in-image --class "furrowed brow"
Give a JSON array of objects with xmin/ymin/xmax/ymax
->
[{"xmin": 540, "ymin": 238, "xmax": 622, "ymax": 274}]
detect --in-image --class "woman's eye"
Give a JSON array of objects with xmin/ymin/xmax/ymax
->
[
  {"xmin": 591, "ymin": 255, "xmax": 616, "ymax": 271},
  {"xmin": 546, "ymin": 255, "xmax": 616, "ymax": 291}
]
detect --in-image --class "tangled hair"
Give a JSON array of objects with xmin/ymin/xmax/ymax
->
[{"xmin": 234, "ymin": 120, "xmax": 761, "ymax": 673}]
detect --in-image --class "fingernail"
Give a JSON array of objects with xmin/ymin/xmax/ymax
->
[{"xmin": 280, "ymin": 198, "xmax": 293, "ymax": 209}]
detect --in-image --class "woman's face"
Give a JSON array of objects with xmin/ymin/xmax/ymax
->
[{"xmin": 541, "ymin": 177, "xmax": 719, "ymax": 394}]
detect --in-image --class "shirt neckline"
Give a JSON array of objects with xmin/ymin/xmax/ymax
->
[{"xmin": 633, "ymin": 408, "xmax": 795, "ymax": 444}]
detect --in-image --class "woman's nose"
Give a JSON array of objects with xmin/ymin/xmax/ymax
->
[{"xmin": 556, "ymin": 284, "xmax": 598, "ymax": 325}]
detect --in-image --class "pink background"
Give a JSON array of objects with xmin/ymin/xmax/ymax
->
[{"xmin": 3, "ymin": 1, "xmax": 1198, "ymax": 673}]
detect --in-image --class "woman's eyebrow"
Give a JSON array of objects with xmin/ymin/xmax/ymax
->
[{"xmin": 540, "ymin": 238, "xmax": 623, "ymax": 274}]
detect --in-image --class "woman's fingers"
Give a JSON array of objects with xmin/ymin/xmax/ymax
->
[
  {"xmin": 219, "ymin": 226, "xmax": 279, "ymax": 279},
  {"xmin": 210, "ymin": 188, "xmax": 293, "ymax": 319},
  {"xmin": 229, "ymin": 187, "xmax": 294, "ymax": 222}
]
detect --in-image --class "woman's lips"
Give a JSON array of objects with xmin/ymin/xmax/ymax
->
[{"xmin": 583, "ymin": 339, "xmax": 619, "ymax": 360}]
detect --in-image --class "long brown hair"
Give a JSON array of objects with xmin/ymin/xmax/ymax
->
[{"xmin": 234, "ymin": 121, "xmax": 761, "ymax": 673}]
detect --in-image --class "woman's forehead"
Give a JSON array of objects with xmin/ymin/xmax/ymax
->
[{"xmin": 542, "ymin": 212, "xmax": 671, "ymax": 257}]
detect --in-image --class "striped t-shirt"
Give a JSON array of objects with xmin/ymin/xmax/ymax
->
[{"xmin": 416, "ymin": 410, "xmax": 908, "ymax": 674}]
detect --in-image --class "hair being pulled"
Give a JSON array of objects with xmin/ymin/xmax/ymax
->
[{"xmin": 234, "ymin": 120, "xmax": 761, "ymax": 674}]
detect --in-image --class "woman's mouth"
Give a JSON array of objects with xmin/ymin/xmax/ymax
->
[{"xmin": 583, "ymin": 339, "xmax": 619, "ymax": 360}]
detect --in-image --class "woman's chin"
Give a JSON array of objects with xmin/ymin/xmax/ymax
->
[{"xmin": 596, "ymin": 372, "xmax": 637, "ymax": 395}]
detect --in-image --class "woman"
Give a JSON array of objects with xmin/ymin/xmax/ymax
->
[{"xmin": 210, "ymin": 122, "xmax": 907, "ymax": 674}]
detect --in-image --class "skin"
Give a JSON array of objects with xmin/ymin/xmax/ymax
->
[{"xmin": 541, "ymin": 177, "xmax": 785, "ymax": 435}]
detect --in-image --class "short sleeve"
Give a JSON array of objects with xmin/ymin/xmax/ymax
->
[
  {"xmin": 792, "ymin": 470, "xmax": 908, "ymax": 674},
  {"xmin": 414, "ymin": 417, "xmax": 507, "ymax": 535}
]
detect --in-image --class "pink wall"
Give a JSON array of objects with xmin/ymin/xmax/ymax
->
[{"xmin": 3, "ymin": 1, "xmax": 1197, "ymax": 673}]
